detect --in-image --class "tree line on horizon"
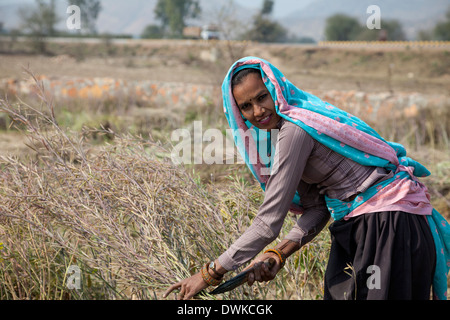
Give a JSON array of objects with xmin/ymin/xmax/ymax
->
[{"xmin": 1, "ymin": 0, "xmax": 449, "ymax": 45}]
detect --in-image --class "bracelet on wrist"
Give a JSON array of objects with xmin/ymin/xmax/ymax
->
[
  {"xmin": 201, "ymin": 263, "xmax": 222, "ymax": 286},
  {"xmin": 264, "ymin": 248, "xmax": 286, "ymax": 267}
]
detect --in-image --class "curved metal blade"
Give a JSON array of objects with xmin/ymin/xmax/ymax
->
[{"xmin": 209, "ymin": 258, "xmax": 275, "ymax": 295}]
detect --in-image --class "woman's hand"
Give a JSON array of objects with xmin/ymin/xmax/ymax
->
[
  {"xmin": 163, "ymin": 272, "xmax": 209, "ymax": 300},
  {"xmin": 244, "ymin": 252, "xmax": 283, "ymax": 286}
]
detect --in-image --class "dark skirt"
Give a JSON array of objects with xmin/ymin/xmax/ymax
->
[{"xmin": 324, "ymin": 211, "xmax": 436, "ymax": 300}]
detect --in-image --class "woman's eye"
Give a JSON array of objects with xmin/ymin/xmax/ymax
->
[{"xmin": 258, "ymin": 94, "xmax": 267, "ymax": 101}]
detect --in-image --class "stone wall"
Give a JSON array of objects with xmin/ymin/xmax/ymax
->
[
  {"xmin": 1, "ymin": 76, "xmax": 222, "ymax": 110},
  {"xmin": 2, "ymin": 76, "xmax": 449, "ymax": 123},
  {"xmin": 312, "ymin": 89, "xmax": 449, "ymax": 123}
]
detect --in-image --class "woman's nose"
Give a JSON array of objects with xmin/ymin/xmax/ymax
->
[{"xmin": 253, "ymin": 104, "xmax": 264, "ymax": 117}]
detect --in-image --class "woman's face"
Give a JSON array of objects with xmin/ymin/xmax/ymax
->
[{"xmin": 232, "ymin": 72, "xmax": 281, "ymax": 130}]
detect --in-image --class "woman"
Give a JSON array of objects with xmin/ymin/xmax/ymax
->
[{"xmin": 164, "ymin": 56, "xmax": 449, "ymax": 300}]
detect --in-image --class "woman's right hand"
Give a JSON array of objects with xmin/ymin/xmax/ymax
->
[{"xmin": 244, "ymin": 255, "xmax": 282, "ymax": 286}]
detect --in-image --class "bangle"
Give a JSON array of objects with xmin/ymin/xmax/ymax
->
[
  {"xmin": 201, "ymin": 263, "xmax": 222, "ymax": 286},
  {"xmin": 264, "ymin": 248, "xmax": 286, "ymax": 266}
]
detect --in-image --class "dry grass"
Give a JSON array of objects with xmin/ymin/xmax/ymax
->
[{"xmin": 0, "ymin": 73, "xmax": 329, "ymax": 300}]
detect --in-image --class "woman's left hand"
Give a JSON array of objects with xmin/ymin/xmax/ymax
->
[{"xmin": 163, "ymin": 272, "xmax": 209, "ymax": 300}]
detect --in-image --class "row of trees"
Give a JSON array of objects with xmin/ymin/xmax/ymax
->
[
  {"xmin": 239, "ymin": 0, "xmax": 289, "ymax": 43},
  {"xmin": 145, "ymin": 0, "xmax": 450, "ymax": 42},
  {"xmin": 18, "ymin": 0, "xmax": 102, "ymax": 36},
  {"xmin": 141, "ymin": 0, "xmax": 307, "ymax": 43},
  {"xmin": 9, "ymin": 0, "xmax": 103, "ymax": 53},
  {"xmin": 325, "ymin": 14, "xmax": 406, "ymax": 41},
  {"xmin": 325, "ymin": 9, "xmax": 450, "ymax": 41},
  {"xmin": 6, "ymin": 0, "xmax": 450, "ymax": 44},
  {"xmin": 417, "ymin": 9, "xmax": 450, "ymax": 41}
]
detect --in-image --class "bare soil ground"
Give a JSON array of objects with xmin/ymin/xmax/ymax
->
[{"xmin": 1, "ymin": 39, "xmax": 449, "ymax": 94}]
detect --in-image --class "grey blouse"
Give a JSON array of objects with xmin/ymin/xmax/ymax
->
[{"xmin": 218, "ymin": 119, "xmax": 391, "ymax": 271}]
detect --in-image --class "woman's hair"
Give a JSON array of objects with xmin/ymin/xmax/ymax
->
[{"xmin": 231, "ymin": 68, "xmax": 261, "ymax": 90}]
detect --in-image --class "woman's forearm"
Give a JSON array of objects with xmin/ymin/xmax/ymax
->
[
  {"xmin": 275, "ymin": 239, "xmax": 301, "ymax": 258},
  {"xmin": 213, "ymin": 239, "xmax": 300, "ymax": 277}
]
